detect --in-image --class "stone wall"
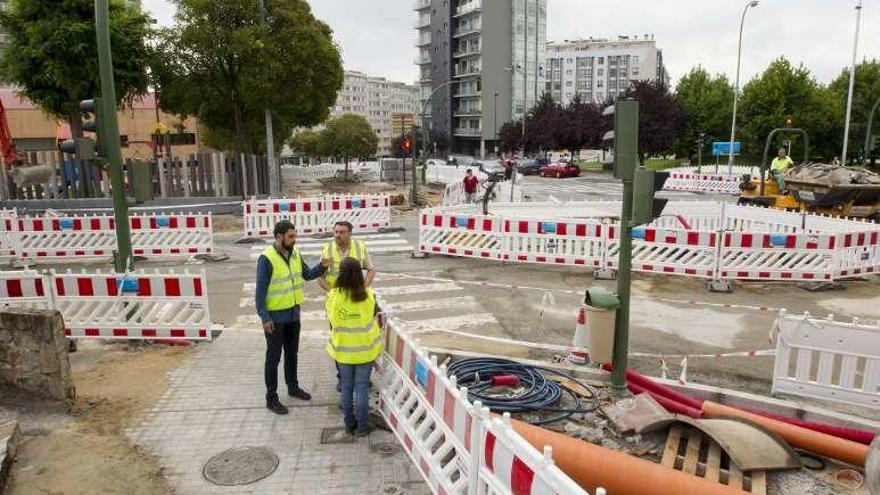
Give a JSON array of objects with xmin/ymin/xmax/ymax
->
[{"xmin": 0, "ymin": 309, "xmax": 75, "ymax": 401}]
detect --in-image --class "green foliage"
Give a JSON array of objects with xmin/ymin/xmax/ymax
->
[
  {"xmin": 738, "ymin": 57, "xmax": 843, "ymax": 163},
  {"xmin": 289, "ymin": 129, "xmax": 326, "ymax": 158},
  {"xmin": 322, "ymin": 114, "xmax": 378, "ymax": 160},
  {"xmin": 622, "ymin": 80, "xmax": 687, "ymax": 157},
  {"xmin": 643, "ymin": 158, "xmax": 686, "ymax": 170},
  {"xmin": 0, "ymin": 0, "xmax": 151, "ymax": 136},
  {"xmin": 828, "ymin": 60, "xmax": 880, "ymax": 163},
  {"xmin": 151, "ymin": 0, "xmax": 343, "ymax": 155},
  {"xmin": 674, "ymin": 67, "xmax": 734, "ymax": 160}
]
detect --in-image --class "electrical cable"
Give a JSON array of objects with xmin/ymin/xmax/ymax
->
[{"xmin": 446, "ymin": 357, "xmax": 600, "ymax": 425}]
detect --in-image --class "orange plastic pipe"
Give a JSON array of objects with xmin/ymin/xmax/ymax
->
[
  {"xmin": 509, "ymin": 417, "xmax": 748, "ymax": 495},
  {"xmin": 702, "ymin": 401, "xmax": 870, "ymax": 467}
]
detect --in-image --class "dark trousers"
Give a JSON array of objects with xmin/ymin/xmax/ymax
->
[{"xmin": 264, "ymin": 320, "xmax": 301, "ymax": 401}]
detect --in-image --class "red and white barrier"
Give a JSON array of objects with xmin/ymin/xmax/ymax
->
[
  {"xmin": 419, "ymin": 202, "xmax": 880, "ymax": 284},
  {"xmin": 242, "ymin": 195, "xmax": 391, "ymax": 238},
  {"xmin": 0, "ymin": 209, "xmax": 16, "ymax": 262},
  {"xmin": 0, "ymin": 269, "xmax": 211, "ymax": 341},
  {"xmin": 6, "ymin": 213, "xmax": 213, "ymax": 263},
  {"xmin": 377, "ymin": 297, "xmax": 595, "ymax": 495}
]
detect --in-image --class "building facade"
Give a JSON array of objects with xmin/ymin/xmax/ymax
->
[
  {"xmin": 416, "ymin": 0, "xmax": 546, "ymax": 157},
  {"xmin": 330, "ymin": 70, "xmax": 419, "ymax": 156},
  {"xmin": 544, "ymin": 36, "xmax": 669, "ymax": 106}
]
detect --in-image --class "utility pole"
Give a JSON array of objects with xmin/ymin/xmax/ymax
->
[
  {"xmin": 697, "ymin": 132, "xmax": 705, "ymax": 172},
  {"xmin": 606, "ymin": 100, "xmax": 640, "ymax": 393},
  {"xmin": 95, "ymin": 0, "xmax": 132, "ymax": 273},
  {"xmin": 258, "ymin": 0, "xmax": 279, "ymax": 197},
  {"xmin": 841, "ymin": 0, "xmax": 863, "ymax": 165},
  {"xmin": 727, "ymin": 0, "xmax": 759, "ymax": 174}
]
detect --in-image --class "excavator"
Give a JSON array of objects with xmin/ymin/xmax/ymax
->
[{"xmin": 738, "ymin": 128, "xmax": 880, "ymax": 219}]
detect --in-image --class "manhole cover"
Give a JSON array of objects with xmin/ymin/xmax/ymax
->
[
  {"xmin": 321, "ymin": 426, "xmax": 355, "ymax": 444},
  {"xmin": 372, "ymin": 442, "xmax": 401, "ymax": 457},
  {"xmin": 380, "ymin": 482, "xmax": 405, "ymax": 494},
  {"xmin": 203, "ymin": 446, "xmax": 279, "ymax": 486}
]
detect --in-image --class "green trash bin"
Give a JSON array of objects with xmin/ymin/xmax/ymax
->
[
  {"xmin": 584, "ymin": 287, "xmax": 620, "ymax": 365},
  {"xmin": 130, "ymin": 160, "xmax": 154, "ymax": 203}
]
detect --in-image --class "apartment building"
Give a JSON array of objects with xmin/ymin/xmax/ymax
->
[{"xmin": 416, "ymin": 0, "xmax": 546, "ymax": 157}]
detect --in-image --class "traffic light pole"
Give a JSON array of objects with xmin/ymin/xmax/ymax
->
[{"xmin": 96, "ymin": 0, "xmax": 132, "ymax": 272}]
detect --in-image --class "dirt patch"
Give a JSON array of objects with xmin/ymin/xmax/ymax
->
[
  {"xmin": 6, "ymin": 345, "xmax": 193, "ymax": 495},
  {"xmin": 212, "ymin": 214, "xmax": 243, "ymax": 234}
]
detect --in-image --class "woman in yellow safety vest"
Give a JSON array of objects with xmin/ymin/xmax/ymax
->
[{"xmin": 326, "ymin": 257, "xmax": 383, "ymax": 436}]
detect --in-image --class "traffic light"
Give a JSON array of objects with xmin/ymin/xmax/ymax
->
[
  {"xmin": 60, "ymin": 99, "xmax": 105, "ymax": 162},
  {"xmin": 632, "ymin": 168, "xmax": 669, "ymax": 226},
  {"xmin": 402, "ymin": 138, "xmax": 412, "ymax": 152},
  {"xmin": 602, "ymin": 100, "xmax": 639, "ymax": 181}
]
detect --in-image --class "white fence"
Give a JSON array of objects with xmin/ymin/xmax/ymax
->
[
  {"xmin": 377, "ymin": 297, "xmax": 595, "ymax": 495},
  {"xmin": 442, "ymin": 177, "xmax": 524, "ymax": 206},
  {"xmin": 283, "ymin": 162, "xmax": 382, "ymax": 183},
  {"xmin": 660, "ymin": 166, "xmax": 760, "ymax": 195},
  {"xmin": 419, "ymin": 201, "xmax": 880, "ymax": 283},
  {"xmin": 242, "ymin": 194, "xmax": 391, "ymax": 238},
  {"xmin": 0, "ymin": 269, "xmax": 212, "ymax": 341},
  {"xmin": 0, "ymin": 213, "xmax": 214, "ymax": 264},
  {"xmin": 426, "ymin": 163, "xmax": 487, "ymax": 185},
  {"xmin": 773, "ymin": 310, "xmax": 880, "ymax": 408}
]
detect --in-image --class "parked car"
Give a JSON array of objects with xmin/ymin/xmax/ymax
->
[
  {"xmin": 517, "ymin": 159, "xmax": 542, "ymax": 175},
  {"xmin": 540, "ymin": 161, "xmax": 581, "ymax": 178},
  {"xmin": 476, "ymin": 160, "xmax": 506, "ymax": 181}
]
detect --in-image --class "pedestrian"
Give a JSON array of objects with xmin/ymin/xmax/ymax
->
[
  {"xmin": 463, "ymin": 168, "xmax": 479, "ymax": 204},
  {"xmin": 326, "ymin": 257, "xmax": 383, "ymax": 436},
  {"xmin": 256, "ymin": 220, "xmax": 331, "ymax": 415},
  {"xmin": 770, "ymin": 147, "xmax": 794, "ymax": 194},
  {"xmin": 319, "ymin": 221, "xmax": 375, "ymax": 292},
  {"xmin": 503, "ymin": 159, "xmax": 514, "ymax": 181}
]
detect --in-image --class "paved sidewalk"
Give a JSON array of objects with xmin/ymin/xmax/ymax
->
[{"xmin": 127, "ymin": 329, "xmax": 428, "ymax": 494}]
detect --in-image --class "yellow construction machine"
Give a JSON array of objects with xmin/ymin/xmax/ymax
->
[{"xmin": 738, "ymin": 128, "xmax": 880, "ymax": 219}]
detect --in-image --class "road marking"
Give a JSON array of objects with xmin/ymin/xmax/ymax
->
[
  {"xmin": 383, "ymin": 296, "xmax": 480, "ymax": 314},
  {"xmin": 374, "ymin": 282, "xmax": 464, "ymax": 296},
  {"xmin": 373, "ymin": 270, "xmax": 445, "ymax": 282},
  {"xmin": 249, "ymin": 242, "xmax": 414, "ymax": 259},
  {"xmin": 400, "ymin": 313, "xmax": 498, "ymax": 333}
]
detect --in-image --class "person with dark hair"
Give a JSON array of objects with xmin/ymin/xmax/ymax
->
[
  {"xmin": 325, "ymin": 257, "xmax": 382, "ymax": 436},
  {"xmin": 463, "ymin": 168, "xmax": 479, "ymax": 204},
  {"xmin": 256, "ymin": 220, "xmax": 331, "ymax": 415},
  {"xmin": 318, "ymin": 220, "xmax": 374, "ymax": 292}
]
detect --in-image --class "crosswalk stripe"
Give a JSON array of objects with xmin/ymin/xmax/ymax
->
[
  {"xmin": 239, "ymin": 297, "xmax": 254, "ymax": 308},
  {"xmin": 373, "ymin": 270, "xmax": 444, "ymax": 282},
  {"xmin": 400, "ymin": 313, "xmax": 498, "ymax": 333},
  {"xmin": 383, "ymin": 296, "xmax": 479, "ymax": 314},
  {"xmin": 374, "ymin": 282, "xmax": 463, "ymax": 296},
  {"xmin": 250, "ymin": 244, "xmax": 414, "ymax": 259}
]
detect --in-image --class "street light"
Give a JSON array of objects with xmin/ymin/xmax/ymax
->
[
  {"xmin": 493, "ymin": 92, "xmax": 499, "ymax": 156},
  {"xmin": 726, "ymin": 0, "xmax": 759, "ymax": 174},
  {"xmin": 842, "ymin": 0, "xmax": 863, "ymax": 165},
  {"xmin": 413, "ymin": 80, "xmax": 459, "ymax": 207}
]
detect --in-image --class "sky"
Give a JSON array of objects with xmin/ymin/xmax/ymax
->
[{"xmin": 142, "ymin": 0, "xmax": 879, "ymax": 88}]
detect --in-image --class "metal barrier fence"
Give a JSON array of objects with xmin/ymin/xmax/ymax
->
[
  {"xmin": 419, "ymin": 201, "xmax": 880, "ymax": 283},
  {"xmin": 3, "ymin": 213, "xmax": 213, "ymax": 264},
  {"xmin": 442, "ymin": 177, "xmax": 524, "ymax": 206},
  {"xmin": 661, "ymin": 166, "xmax": 759, "ymax": 195},
  {"xmin": 773, "ymin": 310, "xmax": 880, "ymax": 408},
  {"xmin": 377, "ymin": 297, "xmax": 595, "ymax": 495},
  {"xmin": 427, "ymin": 164, "xmax": 487, "ymax": 185},
  {"xmin": 0, "ymin": 269, "xmax": 212, "ymax": 341},
  {"xmin": 242, "ymin": 194, "xmax": 391, "ymax": 238}
]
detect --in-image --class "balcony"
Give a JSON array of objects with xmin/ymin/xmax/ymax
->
[
  {"xmin": 452, "ymin": 25, "xmax": 481, "ymax": 38},
  {"xmin": 415, "ymin": 35, "xmax": 432, "ymax": 47},
  {"xmin": 454, "ymin": 108, "xmax": 482, "ymax": 117},
  {"xmin": 453, "ymin": 1, "xmax": 481, "ymax": 17},
  {"xmin": 414, "ymin": 54, "xmax": 431, "ymax": 65},
  {"xmin": 414, "ymin": 16, "xmax": 431, "ymax": 29},
  {"xmin": 452, "ymin": 47, "xmax": 481, "ymax": 58},
  {"xmin": 454, "ymin": 127, "xmax": 482, "ymax": 137},
  {"xmin": 414, "ymin": 0, "xmax": 431, "ymax": 10},
  {"xmin": 453, "ymin": 67, "xmax": 481, "ymax": 78},
  {"xmin": 453, "ymin": 90, "xmax": 481, "ymax": 98}
]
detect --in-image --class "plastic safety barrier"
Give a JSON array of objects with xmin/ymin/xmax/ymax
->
[
  {"xmin": 773, "ymin": 310, "xmax": 880, "ymax": 408},
  {"xmin": 661, "ymin": 166, "xmax": 759, "ymax": 195},
  {"xmin": 377, "ymin": 297, "xmax": 596, "ymax": 495},
  {"xmin": 242, "ymin": 194, "xmax": 391, "ymax": 238},
  {"xmin": 0, "ymin": 269, "xmax": 212, "ymax": 341},
  {"xmin": 5, "ymin": 213, "xmax": 213, "ymax": 263},
  {"xmin": 0, "ymin": 209, "xmax": 16, "ymax": 262},
  {"xmin": 442, "ymin": 177, "xmax": 524, "ymax": 206},
  {"xmin": 419, "ymin": 202, "xmax": 880, "ymax": 283},
  {"xmin": 426, "ymin": 164, "xmax": 487, "ymax": 185}
]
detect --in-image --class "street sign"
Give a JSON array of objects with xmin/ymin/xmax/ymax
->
[{"xmin": 712, "ymin": 141, "xmax": 741, "ymax": 156}]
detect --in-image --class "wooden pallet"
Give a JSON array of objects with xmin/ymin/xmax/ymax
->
[{"xmin": 661, "ymin": 425, "xmax": 767, "ymax": 494}]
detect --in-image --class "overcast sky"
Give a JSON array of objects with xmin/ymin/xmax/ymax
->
[{"xmin": 142, "ymin": 0, "xmax": 878, "ymax": 87}]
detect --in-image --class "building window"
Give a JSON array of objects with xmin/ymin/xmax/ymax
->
[
  {"xmin": 565, "ymin": 81, "xmax": 572, "ymax": 87},
  {"xmin": 597, "ymin": 80, "xmax": 603, "ymax": 88},
  {"xmin": 597, "ymin": 69, "xmax": 604, "ymax": 76},
  {"xmin": 598, "ymin": 57, "xmax": 604, "ymax": 64}
]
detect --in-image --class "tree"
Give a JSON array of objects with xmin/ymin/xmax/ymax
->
[
  {"xmin": 524, "ymin": 93, "xmax": 562, "ymax": 153},
  {"xmin": 289, "ymin": 129, "xmax": 326, "ymax": 161},
  {"xmin": 738, "ymin": 57, "xmax": 842, "ymax": 162},
  {"xmin": 498, "ymin": 120, "xmax": 522, "ymax": 153},
  {"xmin": 622, "ymin": 80, "xmax": 686, "ymax": 157},
  {"xmin": 0, "ymin": 0, "xmax": 151, "ymax": 138},
  {"xmin": 557, "ymin": 94, "xmax": 605, "ymax": 156},
  {"xmin": 151, "ymin": 0, "xmax": 343, "ymax": 159},
  {"xmin": 829, "ymin": 60, "xmax": 880, "ymax": 164},
  {"xmin": 674, "ymin": 67, "xmax": 734, "ymax": 161},
  {"xmin": 322, "ymin": 114, "xmax": 378, "ymax": 179}
]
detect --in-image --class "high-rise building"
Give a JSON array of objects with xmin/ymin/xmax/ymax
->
[
  {"xmin": 416, "ymin": 0, "xmax": 546, "ymax": 157},
  {"xmin": 330, "ymin": 70, "xmax": 420, "ymax": 156},
  {"xmin": 544, "ymin": 35, "xmax": 669, "ymax": 106}
]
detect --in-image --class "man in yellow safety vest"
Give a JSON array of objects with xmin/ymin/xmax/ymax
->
[
  {"xmin": 256, "ymin": 220, "xmax": 331, "ymax": 415},
  {"xmin": 318, "ymin": 221, "xmax": 375, "ymax": 292},
  {"xmin": 770, "ymin": 147, "xmax": 794, "ymax": 193}
]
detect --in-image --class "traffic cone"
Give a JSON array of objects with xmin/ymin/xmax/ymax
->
[{"xmin": 568, "ymin": 306, "xmax": 589, "ymax": 364}]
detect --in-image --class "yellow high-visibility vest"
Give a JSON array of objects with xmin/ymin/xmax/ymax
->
[
  {"xmin": 771, "ymin": 156, "xmax": 794, "ymax": 172},
  {"xmin": 325, "ymin": 288, "xmax": 382, "ymax": 365},
  {"xmin": 322, "ymin": 240, "xmax": 368, "ymax": 287},
  {"xmin": 262, "ymin": 246, "xmax": 304, "ymax": 311}
]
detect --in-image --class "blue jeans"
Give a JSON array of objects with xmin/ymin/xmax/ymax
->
[{"xmin": 338, "ymin": 362, "xmax": 373, "ymax": 433}]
